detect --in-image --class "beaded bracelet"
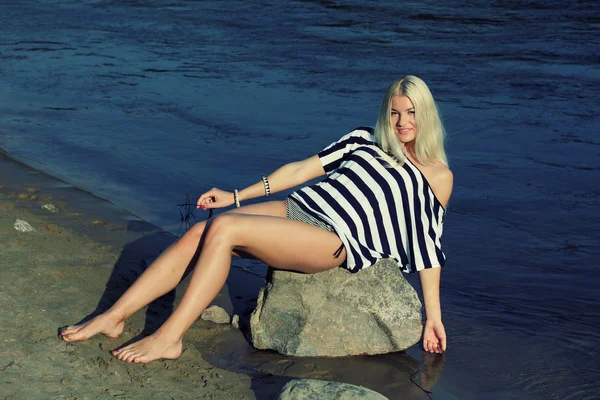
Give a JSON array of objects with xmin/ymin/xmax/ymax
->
[
  {"xmin": 262, "ymin": 176, "xmax": 271, "ymax": 196},
  {"xmin": 233, "ymin": 189, "xmax": 240, "ymax": 208}
]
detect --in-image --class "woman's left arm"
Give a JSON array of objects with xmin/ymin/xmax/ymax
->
[
  {"xmin": 419, "ymin": 267, "xmax": 446, "ymax": 353},
  {"xmin": 419, "ymin": 163, "xmax": 453, "ymax": 353}
]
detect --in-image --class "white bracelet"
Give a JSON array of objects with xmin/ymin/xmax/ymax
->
[
  {"xmin": 233, "ymin": 189, "xmax": 240, "ymax": 208},
  {"xmin": 262, "ymin": 176, "xmax": 271, "ymax": 196}
]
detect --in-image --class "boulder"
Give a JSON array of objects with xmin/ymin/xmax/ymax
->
[
  {"xmin": 250, "ymin": 259, "xmax": 422, "ymax": 357},
  {"xmin": 276, "ymin": 379, "xmax": 388, "ymax": 400}
]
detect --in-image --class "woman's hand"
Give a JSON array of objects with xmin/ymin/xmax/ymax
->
[
  {"xmin": 423, "ymin": 319, "xmax": 446, "ymax": 354},
  {"xmin": 197, "ymin": 188, "xmax": 234, "ymax": 210}
]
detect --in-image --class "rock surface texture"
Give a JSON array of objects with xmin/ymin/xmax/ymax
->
[
  {"xmin": 14, "ymin": 219, "xmax": 36, "ymax": 232},
  {"xmin": 250, "ymin": 259, "xmax": 423, "ymax": 357},
  {"xmin": 200, "ymin": 305, "xmax": 231, "ymax": 324},
  {"xmin": 276, "ymin": 379, "xmax": 389, "ymax": 400},
  {"xmin": 41, "ymin": 203, "xmax": 60, "ymax": 213}
]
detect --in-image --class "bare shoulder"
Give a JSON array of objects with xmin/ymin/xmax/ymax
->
[{"xmin": 427, "ymin": 161, "xmax": 453, "ymax": 208}]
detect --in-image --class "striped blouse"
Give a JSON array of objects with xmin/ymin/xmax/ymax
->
[{"xmin": 290, "ymin": 127, "xmax": 446, "ymax": 273}]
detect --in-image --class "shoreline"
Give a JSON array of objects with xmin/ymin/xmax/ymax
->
[
  {"xmin": 0, "ymin": 149, "xmax": 458, "ymax": 399},
  {"xmin": 0, "ymin": 149, "xmax": 268, "ymax": 399}
]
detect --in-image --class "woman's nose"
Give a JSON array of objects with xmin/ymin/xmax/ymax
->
[{"xmin": 397, "ymin": 113, "xmax": 405, "ymax": 126}]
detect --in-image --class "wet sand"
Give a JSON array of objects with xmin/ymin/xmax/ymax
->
[{"xmin": 0, "ymin": 150, "xmax": 454, "ymax": 400}]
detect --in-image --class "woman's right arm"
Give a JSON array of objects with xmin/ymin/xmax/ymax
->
[{"xmin": 197, "ymin": 155, "xmax": 325, "ymax": 209}]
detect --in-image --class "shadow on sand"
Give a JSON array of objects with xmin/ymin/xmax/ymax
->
[{"xmin": 57, "ymin": 220, "xmax": 178, "ymax": 344}]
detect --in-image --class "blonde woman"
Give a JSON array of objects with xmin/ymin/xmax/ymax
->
[{"xmin": 61, "ymin": 75, "xmax": 453, "ymax": 363}]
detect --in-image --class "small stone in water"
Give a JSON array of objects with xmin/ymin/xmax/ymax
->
[
  {"xmin": 41, "ymin": 204, "xmax": 60, "ymax": 213},
  {"xmin": 14, "ymin": 219, "xmax": 36, "ymax": 232},
  {"xmin": 231, "ymin": 314, "xmax": 240, "ymax": 329}
]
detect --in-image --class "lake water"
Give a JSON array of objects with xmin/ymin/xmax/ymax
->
[{"xmin": 1, "ymin": 1, "xmax": 599, "ymax": 398}]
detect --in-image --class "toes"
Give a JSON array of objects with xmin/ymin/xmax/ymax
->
[
  {"xmin": 124, "ymin": 352, "xmax": 135, "ymax": 363},
  {"xmin": 118, "ymin": 348, "xmax": 137, "ymax": 363},
  {"xmin": 116, "ymin": 350, "xmax": 129, "ymax": 361},
  {"xmin": 114, "ymin": 347, "xmax": 150, "ymax": 364},
  {"xmin": 61, "ymin": 326, "xmax": 75, "ymax": 334},
  {"xmin": 61, "ymin": 332, "xmax": 77, "ymax": 342},
  {"xmin": 113, "ymin": 348, "xmax": 125, "ymax": 359},
  {"xmin": 60, "ymin": 325, "xmax": 80, "ymax": 336},
  {"xmin": 132, "ymin": 353, "xmax": 151, "ymax": 364},
  {"xmin": 61, "ymin": 334, "xmax": 72, "ymax": 342},
  {"xmin": 63, "ymin": 330, "xmax": 86, "ymax": 342}
]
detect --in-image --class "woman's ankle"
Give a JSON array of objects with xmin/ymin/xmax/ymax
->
[
  {"xmin": 153, "ymin": 326, "xmax": 184, "ymax": 344},
  {"xmin": 104, "ymin": 308, "xmax": 127, "ymax": 323}
]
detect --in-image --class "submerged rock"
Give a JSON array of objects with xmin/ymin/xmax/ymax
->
[
  {"xmin": 200, "ymin": 305, "xmax": 230, "ymax": 324},
  {"xmin": 41, "ymin": 204, "xmax": 60, "ymax": 213},
  {"xmin": 14, "ymin": 219, "xmax": 36, "ymax": 232},
  {"xmin": 276, "ymin": 379, "xmax": 388, "ymax": 400},
  {"xmin": 250, "ymin": 259, "xmax": 422, "ymax": 357}
]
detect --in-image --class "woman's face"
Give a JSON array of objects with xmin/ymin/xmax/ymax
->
[{"xmin": 390, "ymin": 95, "xmax": 416, "ymax": 144}]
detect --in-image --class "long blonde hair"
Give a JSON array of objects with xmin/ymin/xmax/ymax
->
[{"xmin": 374, "ymin": 75, "xmax": 447, "ymax": 166}]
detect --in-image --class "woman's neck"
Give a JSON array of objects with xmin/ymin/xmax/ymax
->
[{"xmin": 403, "ymin": 142, "xmax": 418, "ymax": 163}]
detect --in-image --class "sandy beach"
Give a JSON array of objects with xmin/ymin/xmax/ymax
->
[
  {"xmin": 0, "ymin": 151, "xmax": 450, "ymax": 400},
  {"xmin": 0, "ymin": 150, "xmax": 271, "ymax": 399}
]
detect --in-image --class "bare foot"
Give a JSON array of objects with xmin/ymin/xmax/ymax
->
[
  {"xmin": 112, "ymin": 332, "xmax": 182, "ymax": 363},
  {"xmin": 60, "ymin": 312, "xmax": 124, "ymax": 342}
]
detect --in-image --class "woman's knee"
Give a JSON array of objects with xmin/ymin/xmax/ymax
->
[
  {"xmin": 177, "ymin": 221, "xmax": 208, "ymax": 249},
  {"xmin": 186, "ymin": 220, "xmax": 207, "ymax": 239},
  {"xmin": 203, "ymin": 214, "xmax": 239, "ymax": 245}
]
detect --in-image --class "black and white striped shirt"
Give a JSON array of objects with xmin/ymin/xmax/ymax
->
[{"xmin": 290, "ymin": 127, "xmax": 446, "ymax": 273}]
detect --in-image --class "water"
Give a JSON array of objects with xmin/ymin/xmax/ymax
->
[{"xmin": 1, "ymin": 0, "xmax": 599, "ymax": 398}]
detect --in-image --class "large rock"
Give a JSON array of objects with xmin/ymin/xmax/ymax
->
[
  {"xmin": 276, "ymin": 379, "xmax": 388, "ymax": 400},
  {"xmin": 250, "ymin": 259, "xmax": 422, "ymax": 357}
]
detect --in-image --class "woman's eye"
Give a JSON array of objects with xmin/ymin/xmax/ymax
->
[
  {"xmin": 409, "ymin": 110, "xmax": 415, "ymax": 115},
  {"xmin": 391, "ymin": 111, "xmax": 398, "ymax": 116}
]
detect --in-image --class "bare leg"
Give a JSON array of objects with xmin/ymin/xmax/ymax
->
[
  {"xmin": 60, "ymin": 201, "xmax": 286, "ymax": 342},
  {"xmin": 113, "ymin": 212, "xmax": 346, "ymax": 363}
]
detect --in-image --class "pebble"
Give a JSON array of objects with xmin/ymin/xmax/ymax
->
[
  {"xmin": 231, "ymin": 314, "xmax": 240, "ymax": 329},
  {"xmin": 41, "ymin": 203, "xmax": 60, "ymax": 213},
  {"xmin": 200, "ymin": 305, "xmax": 230, "ymax": 324},
  {"xmin": 14, "ymin": 219, "xmax": 36, "ymax": 232}
]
